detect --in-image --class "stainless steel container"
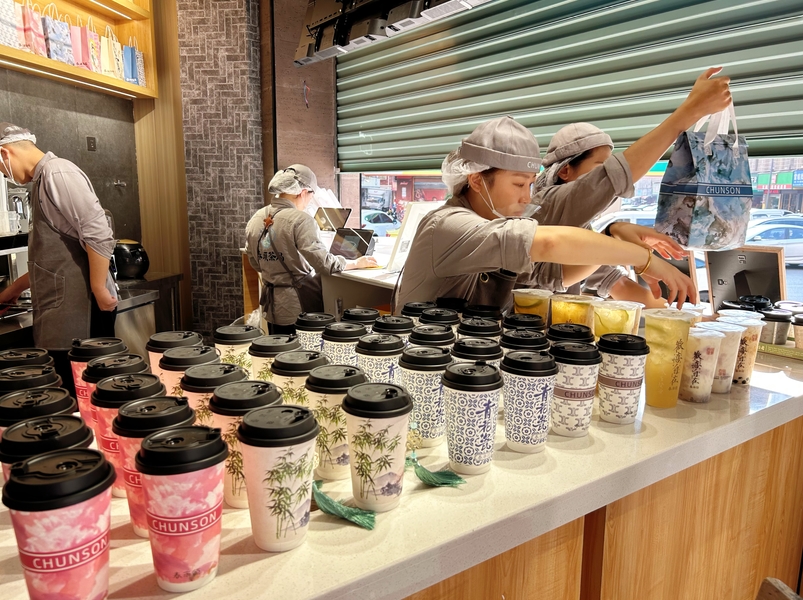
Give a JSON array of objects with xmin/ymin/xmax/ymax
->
[{"xmin": 758, "ymin": 309, "xmax": 793, "ymax": 345}]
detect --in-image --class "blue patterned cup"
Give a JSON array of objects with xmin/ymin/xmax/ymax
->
[
  {"xmin": 550, "ymin": 342, "xmax": 602, "ymax": 437},
  {"xmin": 401, "ymin": 302, "xmax": 438, "ymax": 327},
  {"xmin": 596, "ymin": 334, "xmax": 650, "ymax": 425},
  {"xmin": 372, "ymin": 316, "xmax": 414, "ymax": 346},
  {"xmin": 294, "ymin": 313, "xmax": 336, "ymax": 352},
  {"xmin": 500, "ymin": 351, "xmax": 558, "ymax": 453},
  {"xmin": 341, "ymin": 308, "xmax": 380, "ymax": 334},
  {"xmin": 450, "ymin": 338, "xmax": 503, "ymax": 368},
  {"xmin": 399, "ymin": 346, "xmax": 452, "ymax": 447},
  {"xmin": 456, "ymin": 318, "xmax": 502, "ymax": 342},
  {"xmin": 356, "ymin": 334, "xmax": 404, "ymax": 385},
  {"xmin": 322, "ymin": 323, "xmax": 367, "ymax": 367},
  {"xmin": 443, "ymin": 362, "xmax": 503, "ymax": 475},
  {"xmin": 420, "ymin": 308, "xmax": 460, "ymax": 330},
  {"xmin": 408, "ymin": 324, "xmax": 456, "ymax": 350}
]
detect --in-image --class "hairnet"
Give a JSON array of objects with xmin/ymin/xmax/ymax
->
[
  {"xmin": 535, "ymin": 123, "xmax": 613, "ymax": 189},
  {"xmin": 267, "ymin": 164, "xmax": 318, "ymax": 196},
  {"xmin": 459, "ymin": 116, "xmax": 541, "ymax": 173},
  {"xmin": 0, "ymin": 123, "xmax": 36, "ymax": 146},
  {"xmin": 440, "ymin": 150, "xmax": 491, "ymax": 195}
]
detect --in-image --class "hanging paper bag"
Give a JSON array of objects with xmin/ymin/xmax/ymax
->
[
  {"xmin": 14, "ymin": 2, "xmax": 26, "ymax": 50},
  {"xmin": 654, "ymin": 104, "xmax": 753, "ymax": 251},
  {"xmin": 100, "ymin": 25, "xmax": 122, "ymax": 79},
  {"xmin": 0, "ymin": 0, "xmax": 20, "ymax": 49},
  {"xmin": 85, "ymin": 17, "xmax": 100, "ymax": 72},
  {"xmin": 22, "ymin": 1, "xmax": 47, "ymax": 57},
  {"xmin": 122, "ymin": 36, "xmax": 137, "ymax": 84},
  {"xmin": 41, "ymin": 4, "xmax": 74, "ymax": 65},
  {"xmin": 135, "ymin": 40, "xmax": 146, "ymax": 87},
  {"xmin": 70, "ymin": 16, "xmax": 87, "ymax": 69}
]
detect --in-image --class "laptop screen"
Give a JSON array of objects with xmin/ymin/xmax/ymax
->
[{"xmin": 314, "ymin": 207, "xmax": 352, "ymax": 231}]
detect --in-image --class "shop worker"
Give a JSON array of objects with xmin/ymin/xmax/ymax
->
[
  {"xmin": 246, "ymin": 164, "xmax": 377, "ymax": 334},
  {"xmin": 0, "ymin": 123, "xmax": 118, "ymax": 390},
  {"xmin": 521, "ymin": 68, "xmax": 733, "ymax": 306},
  {"xmin": 395, "ymin": 116, "xmax": 700, "ymax": 312}
]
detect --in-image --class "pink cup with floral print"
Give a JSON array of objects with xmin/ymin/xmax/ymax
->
[
  {"xmin": 82, "ymin": 353, "xmax": 149, "ymax": 432},
  {"xmin": 137, "ymin": 425, "xmax": 228, "ymax": 592},
  {"xmin": 112, "ymin": 397, "xmax": 196, "ymax": 538},
  {"xmin": 67, "ymin": 337, "xmax": 127, "ymax": 424},
  {"xmin": 2, "ymin": 448, "xmax": 116, "ymax": 600}
]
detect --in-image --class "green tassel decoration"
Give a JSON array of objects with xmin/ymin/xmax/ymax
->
[
  {"xmin": 406, "ymin": 456, "xmax": 466, "ymax": 488},
  {"xmin": 312, "ymin": 480, "xmax": 376, "ymax": 530}
]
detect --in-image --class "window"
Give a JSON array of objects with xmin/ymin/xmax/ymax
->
[
  {"xmin": 636, "ymin": 218, "xmax": 656, "ymax": 227},
  {"xmin": 788, "ymin": 228, "xmax": 803, "ymax": 240}
]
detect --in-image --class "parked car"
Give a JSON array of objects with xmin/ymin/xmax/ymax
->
[
  {"xmin": 746, "ymin": 215, "xmax": 803, "ymax": 229},
  {"xmin": 361, "ymin": 210, "xmax": 401, "ymax": 237},
  {"xmin": 744, "ymin": 224, "xmax": 803, "ymax": 264},
  {"xmin": 590, "ymin": 209, "xmax": 657, "ymax": 232},
  {"xmin": 749, "ymin": 208, "xmax": 793, "ymax": 221}
]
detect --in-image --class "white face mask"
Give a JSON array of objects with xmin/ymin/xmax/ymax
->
[
  {"xmin": 0, "ymin": 150, "xmax": 19, "ymax": 186},
  {"xmin": 480, "ymin": 176, "xmax": 539, "ymax": 220}
]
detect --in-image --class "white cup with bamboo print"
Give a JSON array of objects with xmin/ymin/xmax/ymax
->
[
  {"xmin": 321, "ymin": 323, "xmax": 367, "ymax": 367},
  {"xmin": 213, "ymin": 325, "xmax": 264, "ymax": 378},
  {"xmin": 270, "ymin": 351, "xmax": 330, "ymax": 407},
  {"xmin": 237, "ymin": 405, "xmax": 319, "ymax": 552},
  {"xmin": 355, "ymin": 334, "xmax": 405, "ymax": 385},
  {"xmin": 305, "ymin": 365, "xmax": 367, "ymax": 480},
  {"xmin": 294, "ymin": 312, "xmax": 336, "ymax": 352},
  {"xmin": 145, "ymin": 331, "xmax": 203, "ymax": 377},
  {"xmin": 401, "ymin": 301, "xmax": 437, "ymax": 326},
  {"xmin": 179, "ymin": 363, "xmax": 248, "ymax": 424},
  {"xmin": 209, "ymin": 381, "xmax": 283, "ymax": 509},
  {"xmin": 158, "ymin": 346, "xmax": 220, "ymax": 397},
  {"xmin": 248, "ymin": 335, "xmax": 301, "ymax": 383},
  {"xmin": 342, "ymin": 383, "xmax": 413, "ymax": 512}
]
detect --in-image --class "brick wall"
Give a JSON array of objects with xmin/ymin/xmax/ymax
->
[{"xmin": 176, "ymin": 0, "xmax": 264, "ymax": 337}]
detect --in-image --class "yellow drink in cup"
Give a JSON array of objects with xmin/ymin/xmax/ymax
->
[
  {"xmin": 593, "ymin": 301, "xmax": 644, "ymax": 339},
  {"xmin": 550, "ymin": 294, "xmax": 601, "ymax": 329},
  {"xmin": 643, "ymin": 309, "xmax": 696, "ymax": 408},
  {"xmin": 512, "ymin": 289, "xmax": 552, "ymax": 322}
]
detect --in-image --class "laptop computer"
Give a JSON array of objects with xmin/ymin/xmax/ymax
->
[
  {"xmin": 314, "ymin": 207, "xmax": 352, "ymax": 231},
  {"xmin": 329, "ymin": 227, "xmax": 375, "ymax": 259}
]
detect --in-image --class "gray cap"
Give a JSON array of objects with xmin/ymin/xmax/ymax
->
[
  {"xmin": 542, "ymin": 123, "xmax": 613, "ymax": 167},
  {"xmin": 459, "ymin": 116, "xmax": 541, "ymax": 173},
  {"xmin": 285, "ymin": 164, "xmax": 317, "ymax": 190}
]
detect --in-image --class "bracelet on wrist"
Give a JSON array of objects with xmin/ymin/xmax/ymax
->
[{"xmin": 634, "ymin": 248, "xmax": 653, "ymax": 276}]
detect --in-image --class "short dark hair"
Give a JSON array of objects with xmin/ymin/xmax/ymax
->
[{"xmin": 556, "ymin": 150, "xmax": 594, "ymax": 185}]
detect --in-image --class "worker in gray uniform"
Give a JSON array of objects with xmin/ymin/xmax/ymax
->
[
  {"xmin": 245, "ymin": 164, "xmax": 376, "ymax": 334},
  {"xmin": 0, "ymin": 123, "xmax": 118, "ymax": 392}
]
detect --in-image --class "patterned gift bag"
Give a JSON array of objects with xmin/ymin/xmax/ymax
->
[
  {"xmin": 0, "ymin": 0, "xmax": 20, "ymax": 49},
  {"xmin": 14, "ymin": 2, "xmax": 26, "ymax": 49},
  {"xmin": 655, "ymin": 104, "xmax": 752, "ymax": 251},
  {"xmin": 41, "ymin": 4, "xmax": 75, "ymax": 65},
  {"xmin": 122, "ymin": 36, "xmax": 137, "ymax": 84},
  {"xmin": 100, "ymin": 25, "xmax": 122, "ymax": 79},
  {"xmin": 70, "ymin": 15, "xmax": 87, "ymax": 69},
  {"xmin": 22, "ymin": 1, "xmax": 47, "ymax": 56},
  {"xmin": 85, "ymin": 16, "xmax": 100, "ymax": 72},
  {"xmin": 135, "ymin": 45, "xmax": 145, "ymax": 87}
]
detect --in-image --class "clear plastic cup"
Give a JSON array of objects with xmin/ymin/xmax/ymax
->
[
  {"xmin": 716, "ymin": 317, "xmax": 768, "ymax": 385},
  {"xmin": 678, "ymin": 328, "xmax": 724, "ymax": 403},
  {"xmin": 512, "ymin": 289, "xmax": 552, "ymax": 322},
  {"xmin": 550, "ymin": 294, "xmax": 602, "ymax": 329},
  {"xmin": 643, "ymin": 309, "xmax": 696, "ymax": 408},
  {"xmin": 593, "ymin": 301, "xmax": 644, "ymax": 339},
  {"xmin": 695, "ymin": 321, "xmax": 746, "ymax": 394}
]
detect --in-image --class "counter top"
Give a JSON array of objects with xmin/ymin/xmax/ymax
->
[
  {"xmin": 116, "ymin": 271, "xmax": 184, "ymax": 288},
  {"xmin": 2, "ymin": 354, "xmax": 803, "ymax": 599},
  {"xmin": 117, "ymin": 289, "xmax": 159, "ymax": 311}
]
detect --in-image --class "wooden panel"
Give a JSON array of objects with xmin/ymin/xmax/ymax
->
[
  {"xmin": 242, "ymin": 253, "xmax": 260, "ymax": 318},
  {"xmin": 580, "ymin": 507, "xmax": 607, "ymax": 600},
  {"xmin": 133, "ymin": 0, "xmax": 191, "ymax": 329},
  {"xmin": 599, "ymin": 417, "xmax": 803, "ymax": 600},
  {"xmin": 406, "ymin": 517, "xmax": 584, "ymax": 600}
]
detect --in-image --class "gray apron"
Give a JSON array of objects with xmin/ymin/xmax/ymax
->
[{"xmin": 28, "ymin": 164, "xmax": 93, "ymax": 350}]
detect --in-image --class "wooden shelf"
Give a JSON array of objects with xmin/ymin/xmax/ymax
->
[
  {"xmin": 68, "ymin": 0, "xmax": 150, "ymax": 22},
  {"xmin": 0, "ymin": 45, "xmax": 156, "ymax": 99}
]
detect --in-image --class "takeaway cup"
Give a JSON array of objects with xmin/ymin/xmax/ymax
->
[
  {"xmin": 146, "ymin": 331, "xmax": 203, "ymax": 376},
  {"xmin": 343, "ymin": 383, "xmax": 413, "ymax": 511},
  {"xmin": 237, "ymin": 405, "xmax": 319, "ymax": 552},
  {"xmin": 295, "ymin": 312, "xmax": 337, "ymax": 351},
  {"xmin": 596, "ymin": 334, "xmax": 650, "ymax": 424},
  {"xmin": 249, "ymin": 334, "xmax": 302, "ymax": 382},
  {"xmin": 136, "ymin": 426, "xmax": 228, "ymax": 592},
  {"xmin": 112, "ymin": 397, "xmax": 196, "ymax": 537},
  {"xmin": 550, "ymin": 342, "xmax": 602, "ymax": 437},
  {"xmin": 2, "ymin": 449, "xmax": 115, "ymax": 600},
  {"xmin": 500, "ymin": 351, "xmax": 558, "ymax": 453}
]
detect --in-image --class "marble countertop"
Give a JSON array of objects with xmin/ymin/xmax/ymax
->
[{"xmin": 2, "ymin": 354, "xmax": 803, "ymax": 599}]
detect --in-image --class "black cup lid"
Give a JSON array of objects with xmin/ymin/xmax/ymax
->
[
  {"xmin": 68, "ymin": 337, "xmax": 127, "ymax": 361},
  {"xmin": 500, "ymin": 329, "xmax": 549, "ymax": 351},
  {"xmin": 82, "ymin": 354, "xmax": 149, "ymax": 384},
  {"xmin": 113, "ymin": 397, "xmax": 196, "ymax": 438},
  {"xmin": 160, "ymin": 346, "xmax": 221, "ymax": 371},
  {"xmin": 0, "ymin": 348, "xmax": 52, "ymax": 368},
  {"xmin": 463, "ymin": 304, "xmax": 502, "ymax": 321},
  {"xmin": 341, "ymin": 308, "xmax": 380, "ymax": 324},
  {"xmin": 249, "ymin": 335, "xmax": 302, "ymax": 357},
  {"xmin": 0, "ymin": 415, "xmax": 94, "ymax": 464},
  {"xmin": 597, "ymin": 334, "xmax": 650, "ymax": 356},
  {"xmin": 92, "ymin": 374, "xmax": 166, "ymax": 407},
  {"xmin": 0, "ymin": 365, "xmax": 61, "ymax": 391},
  {"xmin": 136, "ymin": 426, "xmax": 228, "ymax": 476},
  {"xmin": 435, "ymin": 297, "xmax": 468, "ymax": 313},
  {"xmin": 355, "ymin": 334, "xmax": 405, "ymax": 356},
  {"xmin": 501, "ymin": 350, "xmax": 558, "ymax": 377},
  {"xmin": 739, "ymin": 295, "xmax": 772, "ymax": 309},
  {"xmin": 372, "ymin": 316, "xmax": 414, "ymax": 334},
  {"xmin": 457, "ymin": 317, "xmax": 503, "ymax": 337},
  {"xmin": 398, "ymin": 346, "xmax": 452, "ymax": 371},
  {"xmin": 442, "ymin": 361, "xmax": 504, "ymax": 392},
  {"xmin": 546, "ymin": 323, "xmax": 595, "ymax": 343},
  {"xmin": 180, "ymin": 363, "xmax": 247, "ymax": 393},
  {"xmin": 213, "ymin": 325, "xmax": 264, "ymax": 344},
  {"xmin": 270, "ymin": 351, "xmax": 331, "ymax": 377},
  {"xmin": 550, "ymin": 341, "xmax": 602, "ymax": 365},
  {"xmin": 146, "ymin": 331, "xmax": 203, "ymax": 352},
  {"xmin": 2, "ymin": 448, "xmax": 115, "ymax": 512},
  {"xmin": 322, "ymin": 322, "xmax": 367, "ymax": 341},
  {"xmin": 401, "ymin": 301, "xmax": 437, "ymax": 317},
  {"xmin": 759, "ymin": 309, "xmax": 793, "ymax": 322},
  {"xmin": 502, "ymin": 313, "xmax": 545, "ymax": 331},
  {"xmin": 419, "ymin": 308, "xmax": 460, "ymax": 326},
  {"xmin": 409, "ymin": 324, "xmax": 456, "ymax": 346},
  {"xmin": 209, "ymin": 381, "xmax": 282, "ymax": 416},
  {"xmin": 451, "ymin": 338, "xmax": 503, "ymax": 360},
  {"xmin": 295, "ymin": 312, "xmax": 337, "ymax": 330},
  {"xmin": 720, "ymin": 301, "xmax": 755, "ymax": 311},
  {"xmin": 236, "ymin": 405, "xmax": 319, "ymax": 448},
  {"xmin": 0, "ymin": 387, "xmax": 76, "ymax": 428},
  {"xmin": 342, "ymin": 383, "xmax": 414, "ymax": 419},
  {"xmin": 305, "ymin": 365, "xmax": 367, "ymax": 393}
]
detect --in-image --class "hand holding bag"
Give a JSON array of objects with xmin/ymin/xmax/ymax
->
[
  {"xmin": 0, "ymin": 0, "xmax": 20, "ymax": 49},
  {"xmin": 654, "ymin": 103, "xmax": 753, "ymax": 251}
]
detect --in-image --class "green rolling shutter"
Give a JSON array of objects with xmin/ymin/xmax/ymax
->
[{"xmin": 336, "ymin": 0, "xmax": 803, "ymax": 172}]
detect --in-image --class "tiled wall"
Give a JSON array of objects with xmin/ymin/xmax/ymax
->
[
  {"xmin": 0, "ymin": 68, "xmax": 140, "ymax": 241},
  {"xmin": 176, "ymin": 0, "xmax": 264, "ymax": 337}
]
